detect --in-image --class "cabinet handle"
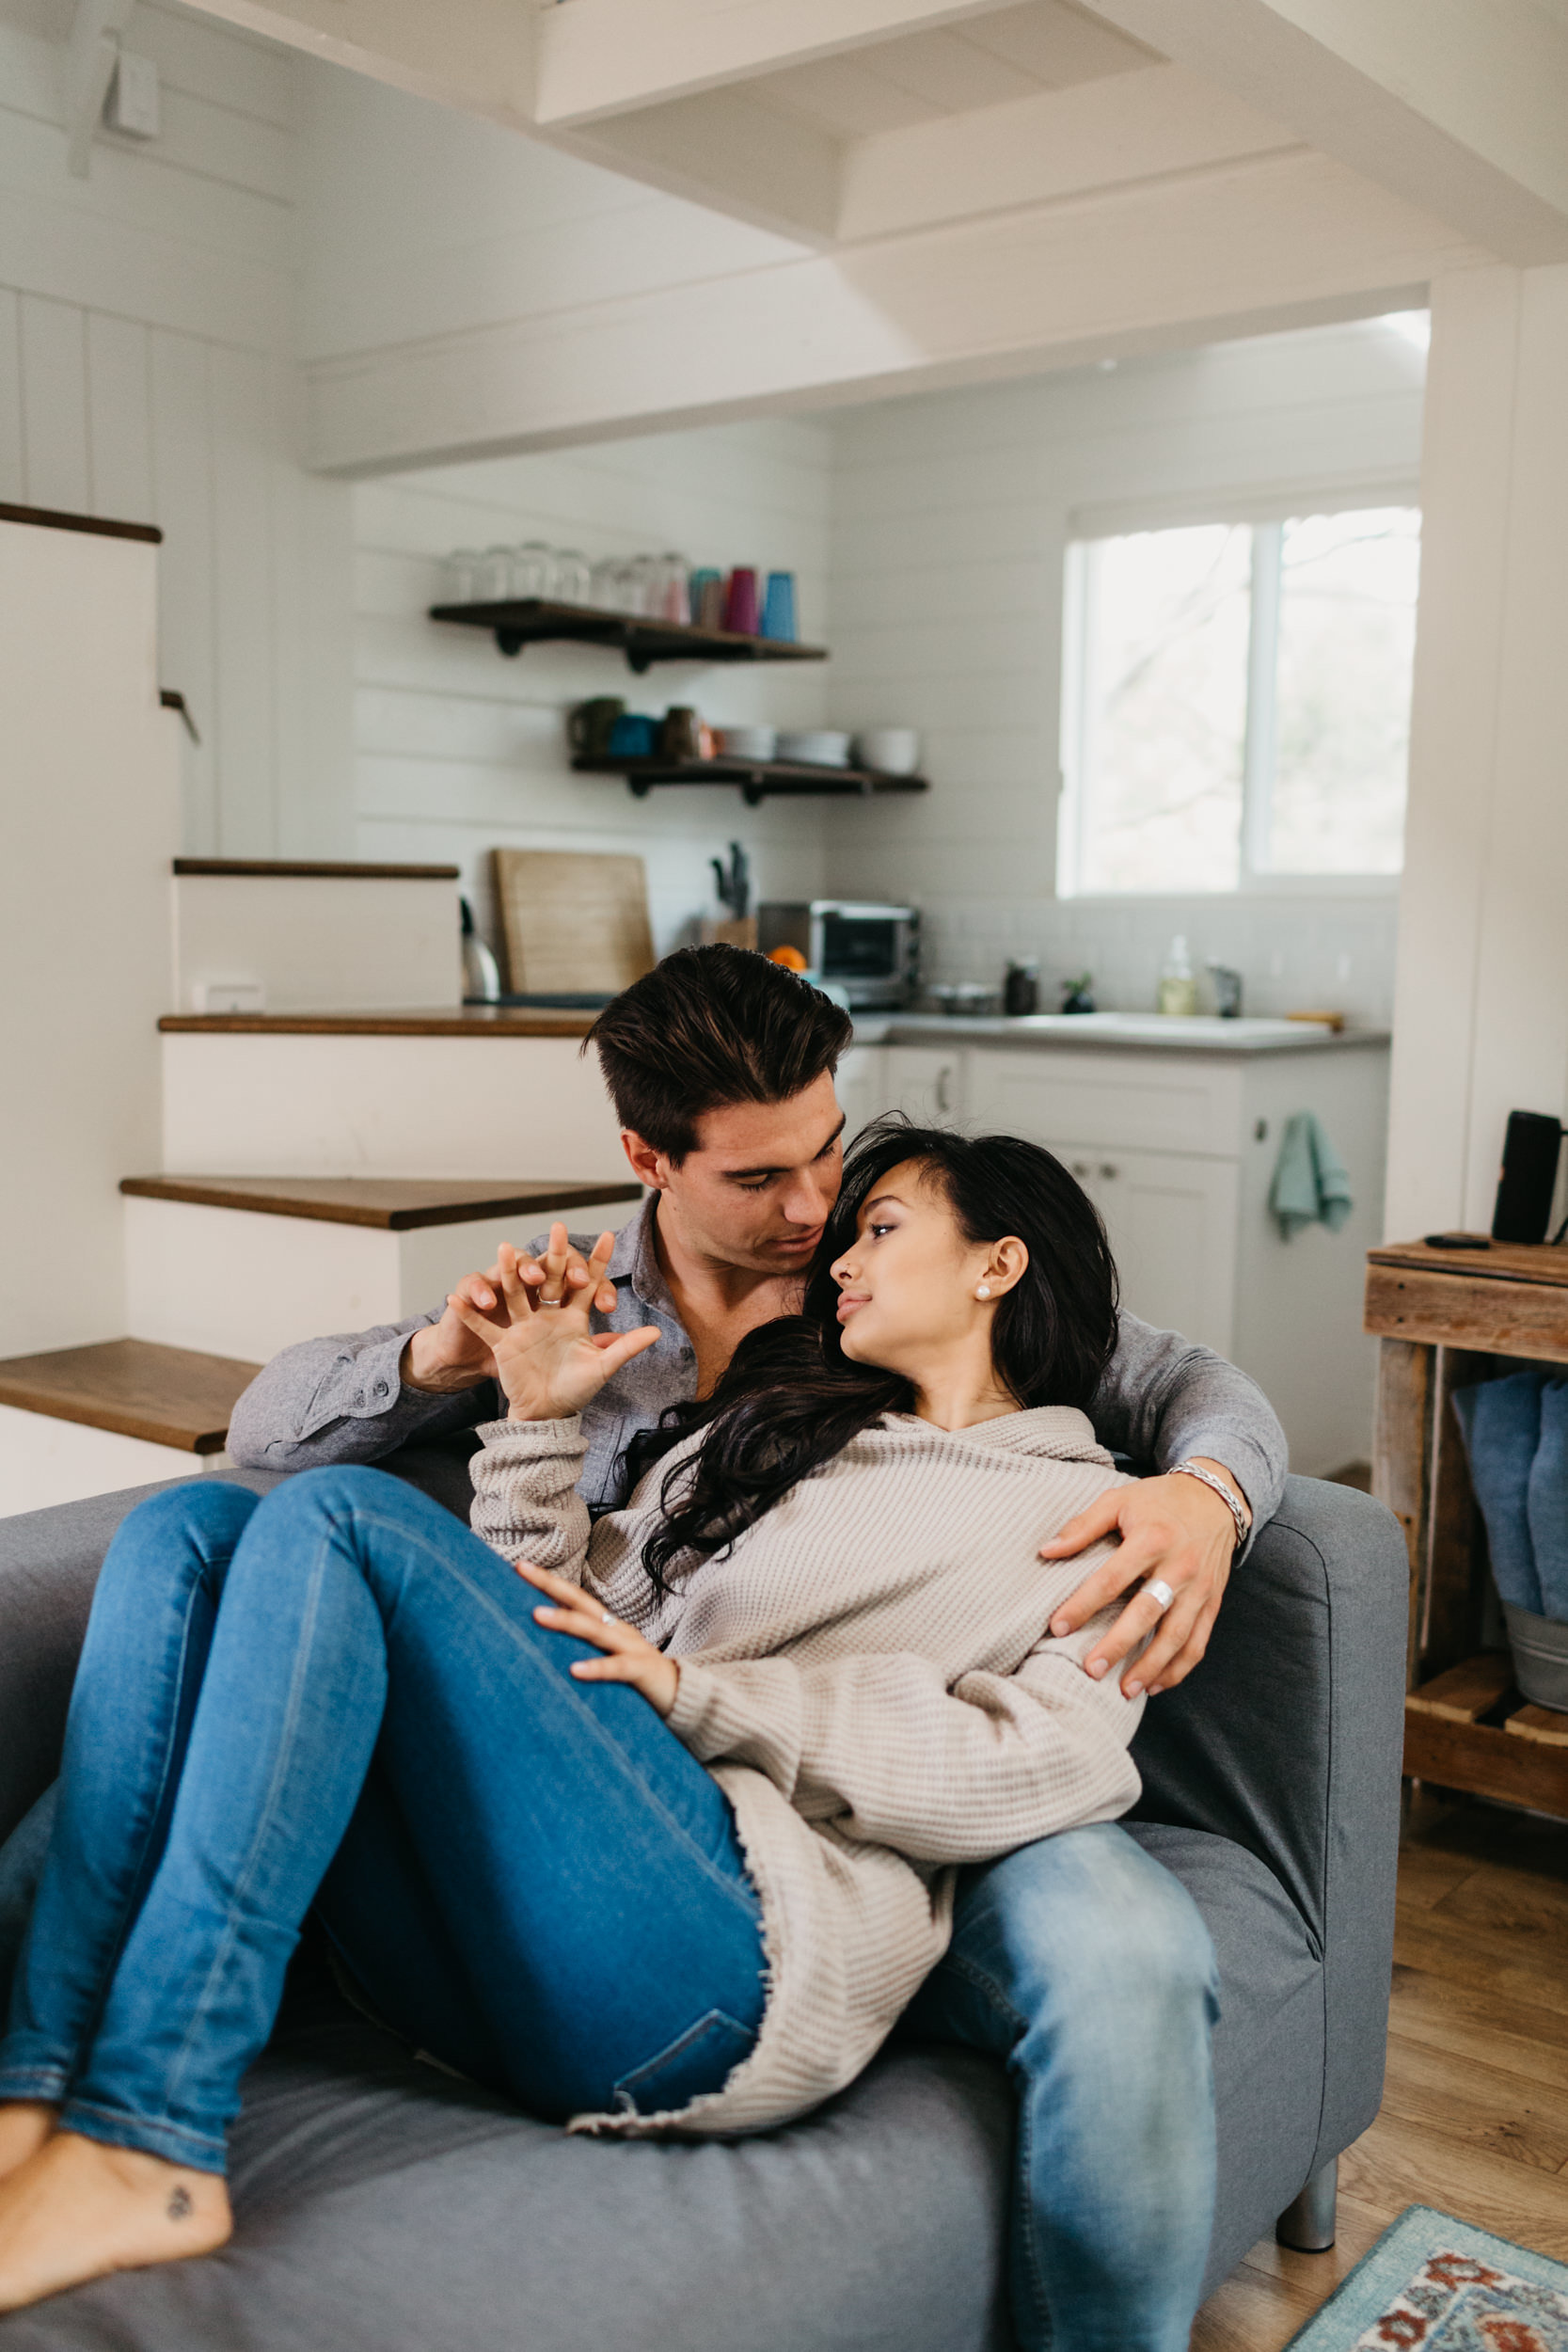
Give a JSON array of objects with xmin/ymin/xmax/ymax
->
[
  {"xmin": 1098, "ymin": 1163, "xmax": 1119, "ymax": 1180},
  {"xmin": 1071, "ymin": 1161, "xmax": 1091, "ymax": 1180},
  {"xmin": 936, "ymin": 1066, "xmax": 952, "ymax": 1114}
]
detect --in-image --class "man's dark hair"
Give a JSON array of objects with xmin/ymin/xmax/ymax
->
[{"xmin": 584, "ymin": 944, "xmax": 854, "ymax": 1162}]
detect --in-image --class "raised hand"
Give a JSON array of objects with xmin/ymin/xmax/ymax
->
[
  {"xmin": 446, "ymin": 1227, "xmax": 659, "ymax": 1422},
  {"xmin": 403, "ymin": 1232, "xmax": 621, "ymax": 1393}
]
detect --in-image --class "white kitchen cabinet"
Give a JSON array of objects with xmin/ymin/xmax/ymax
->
[
  {"xmin": 869, "ymin": 1033, "xmax": 1389, "ymax": 1476},
  {"xmin": 834, "ymin": 1045, "xmax": 886, "ymax": 1142},
  {"xmin": 1065, "ymin": 1148, "xmax": 1239, "ymax": 1357},
  {"xmin": 882, "ymin": 1044, "xmax": 966, "ymax": 1123}
]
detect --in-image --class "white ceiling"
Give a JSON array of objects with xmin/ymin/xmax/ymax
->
[{"xmin": 751, "ymin": 1, "xmax": 1162, "ymax": 141}]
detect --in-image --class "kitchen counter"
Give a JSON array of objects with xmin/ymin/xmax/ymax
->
[
  {"xmin": 158, "ymin": 1005, "xmax": 597, "ymax": 1039},
  {"xmin": 855, "ymin": 1012, "xmax": 1389, "ymax": 1056}
]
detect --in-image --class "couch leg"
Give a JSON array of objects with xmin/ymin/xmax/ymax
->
[{"xmin": 1275, "ymin": 2157, "xmax": 1338, "ymax": 2252}]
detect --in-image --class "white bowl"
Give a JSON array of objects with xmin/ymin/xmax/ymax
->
[
  {"xmin": 855, "ymin": 727, "xmax": 921, "ymax": 775},
  {"xmin": 716, "ymin": 725, "xmax": 777, "ymax": 760},
  {"xmin": 776, "ymin": 729, "xmax": 851, "ymax": 768}
]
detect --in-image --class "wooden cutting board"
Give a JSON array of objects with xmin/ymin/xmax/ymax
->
[{"xmin": 492, "ymin": 850, "xmax": 657, "ymax": 996}]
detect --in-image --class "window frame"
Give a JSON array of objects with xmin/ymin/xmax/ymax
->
[{"xmin": 1056, "ymin": 481, "xmax": 1419, "ymax": 902}]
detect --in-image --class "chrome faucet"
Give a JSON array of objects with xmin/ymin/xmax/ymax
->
[{"xmin": 1207, "ymin": 961, "xmax": 1243, "ymax": 1019}]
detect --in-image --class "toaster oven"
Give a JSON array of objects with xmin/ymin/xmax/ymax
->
[{"xmin": 756, "ymin": 900, "xmax": 920, "ymax": 1009}]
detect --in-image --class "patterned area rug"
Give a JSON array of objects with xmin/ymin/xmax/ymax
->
[{"xmin": 1284, "ymin": 2206, "xmax": 1568, "ymax": 2349}]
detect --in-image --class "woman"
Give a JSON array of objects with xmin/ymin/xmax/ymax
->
[{"xmin": 0, "ymin": 1121, "xmax": 1150, "ymax": 2312}]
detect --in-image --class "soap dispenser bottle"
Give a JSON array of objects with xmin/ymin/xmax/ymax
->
[{"xmin": 1157, "ymin": 934, "xmax": 1198, "ymax": 1017}]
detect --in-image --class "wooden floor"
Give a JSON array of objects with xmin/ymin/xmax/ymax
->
[{"xmin": 1191, "ymin": 1793, "xmax": 1568, "ymax": 2350}]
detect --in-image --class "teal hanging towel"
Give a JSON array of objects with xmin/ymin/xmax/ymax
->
[{"xmin": 1269, "ymin": 1111, "xmax": 1354, "ymax": 1240}]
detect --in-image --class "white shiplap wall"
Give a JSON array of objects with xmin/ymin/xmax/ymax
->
[
  {"xmin": 352, "ymin": 418, "xmax": 835, "ymax": 958},
  {"xmin": 0, "ymin": 0, "xmax": 353, "ymax": 857},
  {"xmin": 822, "ymin": 316, "xmax": 1427, "ymax": 1025}
]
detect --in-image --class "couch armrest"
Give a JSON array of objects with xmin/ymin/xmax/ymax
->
[
  {"xmin": 0, "ymin": 1470, "xmax": 287, "ymax": 1844},
  {"xmin": 1129, "ymin": 1473, "xmax": 1407, "ymax": 2169}
]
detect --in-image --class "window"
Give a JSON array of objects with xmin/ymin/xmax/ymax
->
[{"xmin": 1058, "ymin": 504, "xmax": 1420, "ymax": 894}]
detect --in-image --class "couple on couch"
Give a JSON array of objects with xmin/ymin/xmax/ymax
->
[{"xmin": 0, "ymin": 946, "xmax": 1285, "ymax": 2349}]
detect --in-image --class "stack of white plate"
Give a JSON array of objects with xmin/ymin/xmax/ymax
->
[
  {"xmin": 715, "ymin": 725, "xmax": 777, "ymax": 760},
  {"xmin": 854, "ymin": 727, "xmax": 921, "ymax": 775},
  {"xmin": 776, "ymin": 729, "xmax": 852, "ymax": 768}
]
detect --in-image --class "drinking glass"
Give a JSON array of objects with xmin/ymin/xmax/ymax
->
[
  {"xmin": 553, "ymin": 548, "xmax": 591, "ymax": 606},
  {"xmin": 508, "ymin": 541, "xmax": 554, "ymax": 599},
  {"xmin": 475, "ymin": 545, "xmax": 513, "ymax": 602},
  {"xmin": 657, "ymin": 553, "xmax": 692, "ymax": 625},
  {"xmin": 442, "ymin": 550, "xmax": 481, "ymax": 604}
]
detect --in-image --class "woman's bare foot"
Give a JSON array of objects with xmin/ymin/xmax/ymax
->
[
  {"xmin": 0, "ymin": 2102, "xmax": 56, "ymax": 2182},
  {"xmin": 0, "ymin": 2131, "xmax": 231, "ymax": 2309}
]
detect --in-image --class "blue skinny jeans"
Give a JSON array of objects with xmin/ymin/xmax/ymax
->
[{"xmin": 0, "ymin": 1470, "xmax": 768, "ymax": 2168}]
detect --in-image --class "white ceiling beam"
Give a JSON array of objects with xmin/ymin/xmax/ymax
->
[
  {"xmin": 305, "ymin": 147, "xmax": 1482, "ymax": 475},
  {"xmin": 838, "ymin": 62, "xmax": 1298, "ymax": 242},
  {"xmin": 531, "ymin": 0, "xmax": 1010, "ymax": 126},
  {"xmin": 1075, "ymin": 0, "xmax": 1568, "ymax": 262},
  {"xmin": 561, "ymin": 87, "xmax": 842, "ymax": 244},
  {"xmin": 173, "ymin": 0, "xmax": 535, "ymax": 128}
]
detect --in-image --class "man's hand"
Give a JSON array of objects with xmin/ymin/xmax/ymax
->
[
  {"xmin": 402, "ymin": 1232, "xmax": 620, "ymax": 1394},
  {"xmin": 447, "ymin": 1230, "xmax": 658, "ymax": 1422},
  {"xmin": 1038, "ymin": 1462, "xmax": 1250, "ymax": 1698}
]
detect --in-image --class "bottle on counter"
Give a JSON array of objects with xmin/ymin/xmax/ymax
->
[
  {"xmin": 1004, "ymin": 959, "xmax": 1040, "ymax": 1017},
  {"xmin": 1157, "ymin": 934, "xmax": 1198, "ymax": 1016}
]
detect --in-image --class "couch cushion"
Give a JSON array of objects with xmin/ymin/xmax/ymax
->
[{"xmin": 0, "ymin": 1960, "xmax": 1015, "ymax": 2352}]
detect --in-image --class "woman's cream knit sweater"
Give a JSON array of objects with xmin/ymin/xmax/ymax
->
[{"xmin": 469, "ymin": 1405, "xmax": 1143, "ymax": 2140}]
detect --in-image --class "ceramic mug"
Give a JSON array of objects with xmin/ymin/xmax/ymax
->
[
  {"xmin": 662, "ymin": 706, "xmax": 704, "ymax": 761},
  {"xmin": 568, "ymin": 696, "xmax": 626, "ymax": 756}
]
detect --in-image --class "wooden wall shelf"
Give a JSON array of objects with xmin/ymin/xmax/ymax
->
[
  {"xmin": 571, "ymin": 754, "xmax": 928, "ymax": 806},
  {"xmin": 1367, "ymin": 1233, "xmax": 1568, "ymax": 1822},
  {"xmin": 429, "ymin": 598, "xmax": 828, "ymax": 672}
]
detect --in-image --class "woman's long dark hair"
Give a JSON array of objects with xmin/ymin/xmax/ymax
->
[{"xmin": 624, "ymin": 1116, "xmax": 1120, "ymax": 1594}]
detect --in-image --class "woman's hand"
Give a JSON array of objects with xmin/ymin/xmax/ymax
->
[
  {"xmin": 446, "ymin": 1227, "xmax": 659, "ymax": 1422},
  {"xmin": 516, "ymin": 1561, "xmax": 679, "ymax": 1718}
]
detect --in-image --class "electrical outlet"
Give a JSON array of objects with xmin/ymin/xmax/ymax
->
[{"xmin": 106, "ymin": 52, "xmax": 160, "ymax": 140}]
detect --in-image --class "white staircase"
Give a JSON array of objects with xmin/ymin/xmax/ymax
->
[
  {"xmin": 120, "ymin": 1174, "xmax": 642, "ymax": 1364},
  {"xmin": 1, "ymin": 842, "xmax": 643, "ymax": 1517}
]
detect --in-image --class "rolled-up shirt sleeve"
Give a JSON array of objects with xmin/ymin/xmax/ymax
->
[{"xmin": 226, "ymin": 1313, "xmax": 499, "ymax": 1470}]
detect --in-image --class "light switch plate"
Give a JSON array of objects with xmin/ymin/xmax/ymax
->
[{"xmin": 106, "ymin": 51, "xmax": 161, "ymax": 139}]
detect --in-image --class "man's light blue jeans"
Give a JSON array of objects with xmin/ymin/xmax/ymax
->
[{"xmin": 903, "ymin": 1820, "xmax": 1219, "ymax": 2352}]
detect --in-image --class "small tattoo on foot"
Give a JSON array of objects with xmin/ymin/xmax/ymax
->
[{"xmin": 166, "ymin": 2185, "xmax": 193, "ymax": 2221}]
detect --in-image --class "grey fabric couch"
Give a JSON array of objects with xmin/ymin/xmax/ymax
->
[{"xmin": 0, "ymin": 1464, "xmax": 1406, "ymax": 2351}]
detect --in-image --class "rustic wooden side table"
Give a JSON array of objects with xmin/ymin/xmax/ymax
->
[{"xmin": 1365, "ymin": 1234, "xmax": 1568, "ymax": 1820}]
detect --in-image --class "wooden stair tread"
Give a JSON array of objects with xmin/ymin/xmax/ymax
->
[
  {"xmin": 0, "ymin": 1340, "xmax": 261, "ymax": 1453},
  {"xmin": 119, "ymin": 1174, "xmax": 642, "ymax": 1230},
  {"xmin": 157, "ymin": 1008, "xmax": 599, "ymax": 1038}
]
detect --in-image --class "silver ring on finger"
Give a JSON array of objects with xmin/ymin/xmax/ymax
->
[
  {"xmin": 600, "ymin": 1609, "xmax": 614, "ymax": 1624},
  {"xmin": 537, "ymin": 1296, "xmax": 563, "ymax": 1309},
  {"xmin": 1145, "ymin": 1578, "xmax": 1177, "ymax": 1614}
]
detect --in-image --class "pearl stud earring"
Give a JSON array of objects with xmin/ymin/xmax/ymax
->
[{"xmin": 975, "ymin": 1285, "xmax": 991, "ymax": 1299}]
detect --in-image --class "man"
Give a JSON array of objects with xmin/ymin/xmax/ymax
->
[{"xmin": 230, "ymin": 945, "xmax": 1283, "ymax": 2352}]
